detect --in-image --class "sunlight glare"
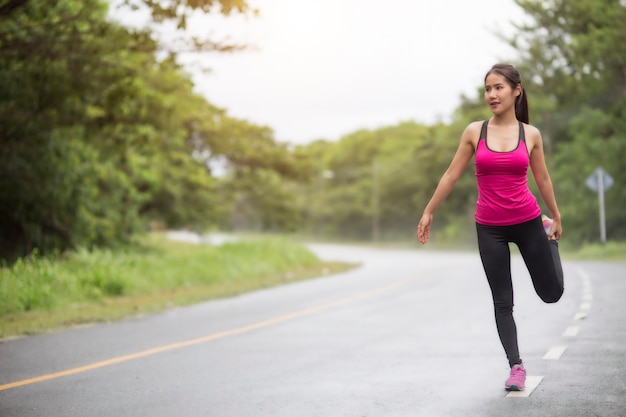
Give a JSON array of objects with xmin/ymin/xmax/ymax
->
[{"xmin": 279, "ymin": 1, "xmax": 343, "ymax": 47}]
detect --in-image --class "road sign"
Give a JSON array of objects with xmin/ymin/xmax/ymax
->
[
  {"xmin": 586, "ymin": 167, "xmax": 614, "ymax": 192},
  {"xmin": 585, "ymin": 167, "xmax": 614, "ymax": 244}
]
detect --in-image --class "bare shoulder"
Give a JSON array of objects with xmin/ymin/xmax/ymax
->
[
  {"xmin": 523, "ymin": 122, "xmax": 543, "ymax": 149},
  {"xmin": 465, "ymin": 120, "xmax": 485, "ymax": 136},
  {"xmin": 461, "ymin": 120, "xmax": 485, "ymax": 147},
  {"xmin": 523, "ymin": 122, "xmax": 541, "ymax": 137}
]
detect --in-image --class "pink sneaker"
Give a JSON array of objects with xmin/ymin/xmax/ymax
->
[
  {"xmin": 542, "ymin": 214, "xmax": 553, "ymax": 236},
  {"xmin": 505, "ymin": 364, "xmax": 526, "ymax": 391}
]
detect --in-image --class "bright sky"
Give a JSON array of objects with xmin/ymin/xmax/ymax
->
[{"xmin": 112, "ymin": 0, "xmax": 527, "ymax": 144}]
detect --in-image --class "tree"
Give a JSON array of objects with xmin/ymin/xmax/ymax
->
[
  {"xmin": 0, "ymin": 0, "xmax": 134, "ymax": 259},
  {"xmin": 512, "ymin": 0, "xmax": 626, "ymax": 140},
  {"xmin": 0, "ymin": 0, "xmax": 267, "ymax": 260},
  {"xmin": 516, "ymin": 0, "xmax": 626, "ymax": 100},
  {"xmin": 508, "ymin": 0, "xmax": 626, "ymax": 242},
  {"xmin": 293, "ymin": 122, "xmax": 477, "ymax": 241},
  {"xmin": 113, "ymin": 0, "xmax": 255, "ymax": 54}
]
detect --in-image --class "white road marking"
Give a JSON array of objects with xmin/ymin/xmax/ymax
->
[
  {"xmin": 563, "ymin": 326, "xmax": 579, "ymax": 337},
  {"xmin": 574, "ymin": 312, "xmax": 587, "ymax": 320},
  {"xmin": 580, "ymin": 302, "xmax": 591, "ymax": 310},
  {"xmin": 576, "ymin": 267, "xmax": 590, "ymax": 281},
  {"xmin": 543, "ymin": 346, "xmax": 567, "ymax": 360},
  {"xmin": 506, "ymin": 375, "xmax": 543, "ymax": 398}
]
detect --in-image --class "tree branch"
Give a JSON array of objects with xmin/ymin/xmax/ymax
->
[{"xmin": 0, "ymin": 0, "xmax": 30, "ymax": 17}]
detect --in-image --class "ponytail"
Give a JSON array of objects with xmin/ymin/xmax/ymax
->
[{"xmin": 516, "ymin": 86, "xmax": 529, "ymax": 124}]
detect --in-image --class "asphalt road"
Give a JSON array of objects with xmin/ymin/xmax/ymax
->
[{"xmin": 1, "ymin": 244, "xmax": 625, "ymax": 417}]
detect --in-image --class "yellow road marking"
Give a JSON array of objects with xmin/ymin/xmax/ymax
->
[{"xmin": 0, "ymin": 277, "xmax": 416, "ymax": 391}]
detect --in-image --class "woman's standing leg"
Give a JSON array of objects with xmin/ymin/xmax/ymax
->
[{"xmin": 476, "ymin": 223, "xmax": 522, "ymax": 367}]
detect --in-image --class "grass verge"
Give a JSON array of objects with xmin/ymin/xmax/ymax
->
[
  {"xmin": 0, "ymin": 234, "xmax": 357, "ymax": 339},
  {"xmin": 568, "ymin": 241, "xmax": 626, "ymax": 261}
]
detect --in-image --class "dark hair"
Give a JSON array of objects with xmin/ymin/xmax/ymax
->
[{"xmin": 485, "ymin": 64, "xmax": 529, "ymax": 124}]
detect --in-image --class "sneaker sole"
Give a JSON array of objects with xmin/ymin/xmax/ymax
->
[{"xmin": 505, "ymin": 385, "xmax": 525, "ymax": 391}]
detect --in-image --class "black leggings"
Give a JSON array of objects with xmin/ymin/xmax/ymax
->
[{"xmin": 476, "ymin": 216, "xmax": 564, "ymax": 367}]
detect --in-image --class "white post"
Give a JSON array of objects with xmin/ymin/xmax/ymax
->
[
  {"xmin": 371, "ymin": 161, "xmax": 380, "ymax": 242},
  {"xmin": 598, "ymin": 169, "xmax": 607, "ymax": 244}
]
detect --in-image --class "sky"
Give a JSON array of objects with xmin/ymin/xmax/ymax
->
[{"xmin": 110, "ymin": 0, "xmax": 527, "ymax": 144}]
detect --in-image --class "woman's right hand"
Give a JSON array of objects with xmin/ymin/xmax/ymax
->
[{"xmin": 417, "ymin": 213, "xmax": 433, "ymax": 244}]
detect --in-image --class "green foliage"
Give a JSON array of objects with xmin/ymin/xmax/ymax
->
[
  {"xmin": 0, "ymin": 235, "xmax": 320, "ymax": 318},
  {"xmin": 0, "ymin": 0, "xmax": 122, "ymax": 259},
  {"xmin": 3, "ymin": 0, "xmax": 626, "ymax": 261},
  {"xmin": 71, "ymin": 248, "xmax": 134, "ymax": 298},
  {"xmin": 292, "ymin": 0, "xmax": 626, "ymax": 246},
  {"xmin": 114, "ymin": 0, "xmax": 253, "ymax": 53},
  {"xmin": 507, "ymin": 0, "xmax": 626, "ymax": 243},
  {"xmin": 0, "ymin": 250, "xmax": 62, "ymax": 314},
  {"xmin": 218, "ymin": 167, "xmax": 302, "ymax": 232},
  {"xmin": 514, "ymin": 0, "xmax": 626, "ymax": 109},
  {"xmin": 0, "ymin": 0, "xmax": 302, "ymax": 261},
  {"xmin": 573, "ymin": 241, "xmax": 626, "ymax": 261},
  {"xmin": 448, "ymin": 0, "xmax": 626, "ymax": 246},
  {"xmin": 121, "ymin": 0, "xmax": 251, "ymax": 26},
  {"xmin": 294, "ymin": 121, "xmax": 480, "ymax": 241},
  {"xmin": 552, "ymin": 107, "xmax": 626, "ymax": 242}
]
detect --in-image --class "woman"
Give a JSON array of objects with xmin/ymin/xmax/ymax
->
[{"xmin": 416, "ymin": 63, "xmax": 564, "ymax": 391}]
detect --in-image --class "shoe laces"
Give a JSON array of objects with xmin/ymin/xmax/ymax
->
[{"xmin": 510, "ymin": 365, "xmax": 526, "ymax": 380}]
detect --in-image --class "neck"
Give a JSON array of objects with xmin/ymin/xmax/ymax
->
[{"xmin": 490, "ymin": 112, "xmax": 518, "ymax": 126}]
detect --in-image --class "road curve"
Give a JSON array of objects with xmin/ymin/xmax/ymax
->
[{"xmin": 0, "ymin": 244, "xmax": 624, "ymax": 417}]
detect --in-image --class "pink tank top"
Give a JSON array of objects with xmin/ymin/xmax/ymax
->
[{"xmin": 474, "ymin": 120, "xmax": 541, "ymax": 226}]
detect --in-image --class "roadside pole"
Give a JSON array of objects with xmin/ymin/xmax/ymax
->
[{"xmin": 585, "ymin": 167, "xmax": 614, "ymax": 244}]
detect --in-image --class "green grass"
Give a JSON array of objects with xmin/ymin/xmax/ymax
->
[
  {"xmin": 0, "ymin": 234, "xmax": 357, "ymax": 339},
  {"xmin": 362, "ymin": 236, "xmax": 626, "ymax": 262},
  {"xmin": 2, "ymin": 234, "xmax": 623, "ymax": 339},
  {"xmin": 568, "ymin": 241, "xmax": 626, "ymax": 261}
]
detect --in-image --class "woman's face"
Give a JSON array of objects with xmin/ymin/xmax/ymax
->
[{"xmin": 484, "ymin": 73, "xmax": 520, "ymax": 116}]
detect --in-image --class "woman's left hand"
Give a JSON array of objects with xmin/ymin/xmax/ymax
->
[{"xmin": 549, "ymin": 218, "xmax": 562, "ymax": 241}]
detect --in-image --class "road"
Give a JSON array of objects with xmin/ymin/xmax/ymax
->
[{"xmin": 1, "ymin": 244, "xmax": 625, "ymax": 416}]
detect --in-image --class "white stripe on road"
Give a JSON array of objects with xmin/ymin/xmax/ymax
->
[
  {"xmin": 563, "ymin": 326, "xmax": 579, "ymax": 337},
  {"xmin": 506, "ymin": 376, "xmax": 543, "ymax": 398},
  {"xmin": 513, "ymin": 267, "xmax": 592, "ymax": 400},
  {"xmin": 543, "ymin": 346, "xmax": 567, "ymax": 360}
]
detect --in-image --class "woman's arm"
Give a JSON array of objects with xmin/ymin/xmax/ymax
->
[
  {"xmin": 417, "ymin": 122, "xmax": 479, "ymax": 244},
  {"xmin": 528, "ymin": 125, "xmax": 562, "ymax": 240}
]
